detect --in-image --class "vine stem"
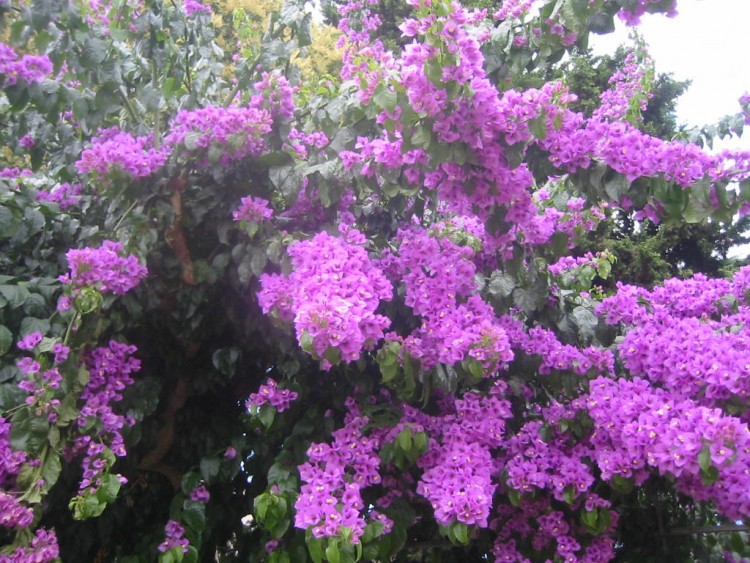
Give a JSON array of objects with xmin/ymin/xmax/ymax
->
[{"xmin": 112, "ymin": 199, "xmax": 139, "ymax": 234}]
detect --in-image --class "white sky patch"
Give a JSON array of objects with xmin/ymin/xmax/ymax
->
[
  {"xmin": 588, "ymin": 1, "xmax": 750, "ymax": 259},
  {"xmin": 589, "ymin": 0, "xmax": 750, "ymax": 152}
]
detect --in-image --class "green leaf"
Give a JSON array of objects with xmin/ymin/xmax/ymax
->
[
  {"xmin": 698, "ymin": 443, "xmax": 712, "ymax": 472},
  {"xmin": 603, "ymin": 172, "xmax": 630, "ymax": 201},
  {"xmin": 183, "ymin": 131, "xmax": 204, "ymax": 151},
  {"xmin": 41, "ymin": 450, "xmax": 62, "ymax": 491},
  {"xmin": 95, "ymin": 473, "xmax": 122, "ymax": 504},
  {"xmin": 373, "ymin": 88, "xmax": 397, "ymax": 112},
  {"xmin": 258, "ymin": 404, "xmax": 276, "ymax": 429},
  {"xmin": 411, "ymin": 125, "xmax": 432, "ymax": 149},
  {"xmin": 325, "ymin": 542, "xmax": 341, "ymax": 563},
  {"xmin": 182, "ymin": 502, "xmax": 206, "ymax": 532},
  {"xmin": 454, "ymin": 522, "xmax": 469, "ymax": 544},
  {"xmin": 0, "ymin": 325, "xmax": 12, "ymax": 355},
  {"xmin": 0, "ymin": 284, "xmax": 30, "ymax": 308},
  {"xmin": 10, "ymin": 408, "xmax": 50, "ymax": 454},
  {"xmin": 488, "ymin": 271, "xmax": 515, "ymax": 298},
  {"xmin": 19, "ymin": 317, "xmax": 50, "ymax": 338},
  {"xmin": 200, "ymin": 456, "xmax": 221, "ymax": 484},
  {"xmin": 396, "ymin": 428, "xmax": 412, "ymax": 453},
  {"xmin": 307, "ymin": 536, "xmax": 324, "ymax": 563},
  {"xmin": 528, "ymin": 116, "xmax": 547, "ymax": 140}
]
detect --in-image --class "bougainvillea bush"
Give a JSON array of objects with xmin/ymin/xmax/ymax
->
[{"xmin": 1, "ymin": 0, "xmax": 750, "ymax": 561}]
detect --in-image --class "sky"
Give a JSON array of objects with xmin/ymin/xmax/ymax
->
[{"xmin": 589, "ymin": 0, "xmax": 750, "ymax": 151}]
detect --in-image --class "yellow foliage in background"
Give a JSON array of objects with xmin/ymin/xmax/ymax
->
[
  {"xmin": 295, "ymin": 23, "xmax": 343, "ymax": 81},
  {"xmin": 218, "ymin": 0, "xmax": 281, "ymax": 27},
  {"xmin": 213, "ymin": 0, "xmax": 343, "ymax": 83}
]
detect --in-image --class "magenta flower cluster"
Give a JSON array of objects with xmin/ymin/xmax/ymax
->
[
  {"xmin": 295, "ymin": 398, "xmax": 389, "ymax": 543},
  {"xmin": 250, "ymin": 71, "xmax": 296, "ymax": 121},
  {"xmin": 585, "ymin": 376, "xmax": 750, "ymax": 519},
  {"xmin": 286, "ymin": 128, "xmax": 329, "ymax": 159},
  {"xmin": 0, "ymin": 528, "xmax": 60, "ymax": 563},
  {"xmin": 158, "ymin": 520, "xmax": 190, "ymax": 553},
  {"xmin": 0, "ymin": 417, "xmax": 60, "ymax": 561},
  {"xmin": 257, "ymin": 227, "xmax": 392, "ymax": 369},
  {"xmin": 0, "ymin": 41, "xmax": 52, "ymax": 85},
  {"xmin": 184, "ymin": 0, "xmax": 212, "ymax": 16},
  {"xmin": 59, "ymin": 240, "xmax": 148, "ymax": 296},
  {"xmin": 499, "ymin": 316, "xmax": 614, "ymax": 376},
  {"xmin": 36, "ymin": 182, "xmax": 84, "ymax": 210},
  {"xmin": 380, "ymin": 223, "xmax": 513, "ymax": 374},
  {"xmin": 232, "ymin": 195, "xmax": 274, "ymax": 223},
  {"xmin": 547, "ymin": 252, "xmax": 598, "ymax": 276},
  {"xmin": 165, "ymin": 105, "xmax": 272, "ymax": 164},
  {"xmin": 415, "ymin": 390, "xmax": 512, "ymax": 527},
  {"xmin": 73, "ymin": 340, "xmax": 140, "ymax": 491},
  {"xmin": 76, "ymin": 127, "xmax": 169, "ymax": 180},
  {"xmin": 615, "ymin": 0, "xmax": 677, "ymax": 25},
  {"xmin": 593, "ymin": 51, "xmax": 652, "ymax": 123},
  {"xmin": 598, "ymin": 270, "xmax": 750, "ymax": 408},
  {"xmin": 246, "ymin": 378, "xmax": 298, "ymax": 413}
]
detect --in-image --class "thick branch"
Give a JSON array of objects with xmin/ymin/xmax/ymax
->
[
  {"xmin": 166, "ymin": 177, "xmax": 196, "ymax": 285},
  {"xmin": 137, "ymin": 374, "xmax": 189, "ymax": 490}
]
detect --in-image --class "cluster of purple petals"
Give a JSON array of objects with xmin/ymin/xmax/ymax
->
[
  {"xmin": 592, "ymin": 51, "xmax": 652, "ymax": 123},
  {"xmin": 619, "ymin": 315, "xmax": 750, "ymax": 406},
  {"xmin": 0, "ymin": 417, "xmax": 33, "ymax": 528},
  {"xmin": 190, "ymin": 485, "xmax": 210, "ymax": 503},
  {"xmin": 504, "ymin": 420, "xmax": 595, "ymax": 503},
  {"xmin": 0, "ymin": 528, "xmax": 60, "ymax": 563},
  {"xmin": 76, "ymin": 127, "xmax": 168, "ymax": 180},
  {"xmin": 246, "ymin": 378, "xmax": 298, "ymax": 413},
  {"xmin": 597, "ymin": 270, "xmax": 750, "ymax": 409},
  {"xmin": 59, "ymin": 240, "xmax": 148, "ymax": 295},
  {"xmin": 547, "ymin": 253, "xmax": 597, "ymax": 276},
  {"xmin": 417, "ymin": 439, "xmax": 495, "ymax": 527},
  {"xmin": 492, "ymin": 500, "xmax": 616, "ymax": 563},
  {"xmin": 493, "ymin": 81, "xmax": 719, "ymax": 189},
  {"xmin": 492, "ymin": 0, "xmax": 534, "ymax": 20},
  {"xmin": 249, "ymin": 71, "xmax": 296, "ymax": 121},
  {"xmin": 16, "ymin": 335, "xmax": 67, "ymax": 422},
  {"xmin": 158, "ymin": 520, "xmax": 190, "ymax": 553},
  {"xmin": 36, "ymin": 182, "xmax": 84, "ymax": 210},
  {"xmin": 286, "ymin": 129, "xmax": 329, "ymax": 159},
  {"xmin": 585, "ymin": 377, "xmax": 750, "ymax": 519},
  {"xmin": 499, "ymin": 315, "xmax": 614, "ymax": 376},
  {"xmin": 0, "ymin": 490, "xmax": 34, "ymax": 528},
  {"xmin": 415, "ymin": 390, "xmax": 511, "ymax": 527},
  {"xmin": 184, "ymin": 0, "xmax": 212, "ymax": 16},
  {"xmin": 257, "ymin": 227, "xmax": 392, "ymax": 369},
  {"xmin": 233, "ymin": 195, "xmax": 274, "ymax": 223},
  {"xmin": 614, "ymin": 0, "xmax": 678, "ymax": 25},
  {"xmin": 0, "ymin": 167, "xmax": 32, "ymax": 179},
  {"xmin": 337, "ymin": 0, "xmax": 391, "ymax": 106},
  {"xmin": 380, "ymin": 224, "xmax": 513, "ymax": 374},
  {"xmin": 0, "ymin": 42, "xmax": 52, "ymax": 85},
  {"xmin": 295, "ymin": 398, "xmax": 391, "ymax": 542},
  {"xmin": 68, "ymin": 340, "xmax": 139, "ymax": 494},
  {"xmin": 1, "ymin": 418, "xmax": 60, "ymax": 560},
  {"xmin": 0, "ymin": 419, "xmax": 27, "ymax": 488},
  {"xmin": 165, "ymin": 105, "xmax": 272, "ymax": 164},
  {"xmin": 78, "ymin": 341, "xmax": 140, "ymax": 450},
  {"xmin": 76, "ymin": 0, "xmax": 145, "ymax": 28},
  {"xmin": 18, "ymin": 363, "xmax": 62, "ymax": 422}
]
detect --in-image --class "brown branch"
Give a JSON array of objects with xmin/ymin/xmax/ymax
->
[
  {"xmin": 166, "ymin": 177, "xmax": 196, "ymax": 286},
  {"xmin": 137, "ymin": 374, "xmax": 189, "ymax": 490}
]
